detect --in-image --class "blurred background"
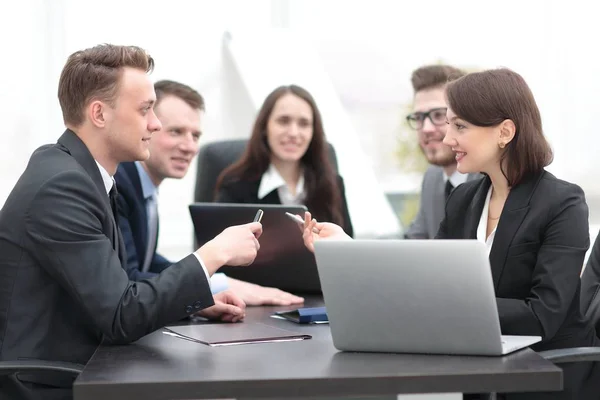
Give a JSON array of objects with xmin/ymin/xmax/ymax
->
[{"xmin": 1, "ymin": 0, "xmax": 599, "ymax": 259}]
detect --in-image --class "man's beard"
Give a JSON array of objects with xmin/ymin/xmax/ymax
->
[{"xmin": 423, "ymin": 147, "xmax": 456, "ymax": 167}]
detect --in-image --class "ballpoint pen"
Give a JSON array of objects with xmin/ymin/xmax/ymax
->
[{"xmin": 285, "ymin": 212, "xmax": 320, "ymax": 234}]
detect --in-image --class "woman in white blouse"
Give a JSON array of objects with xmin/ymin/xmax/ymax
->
[
  {"xmin": 300, "ymin": 69, "xmax": 599, "ymax": 400},
  {"xmin": 215, "ymin": 84, "xmax": 353, "ymax": 237}
]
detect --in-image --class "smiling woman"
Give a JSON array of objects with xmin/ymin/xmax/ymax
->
[
  {"xmin": 214, "ymin": 84, "xmax": 354, "ymax": 237},
  {"xmin": 299, "ymin": 68, "xmax": 600, "ymax": 400},
  {"xmin": 436, "ymin": 68, "xmax": 599, "ymax": 400}
]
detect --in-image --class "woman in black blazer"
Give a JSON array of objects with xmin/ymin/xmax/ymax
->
[
  {"xmin": 214, "ymin": 84, "xmax": 353, "ymax": 237},
  {"xmin": 301, "ymin": 69, "xmax": 599, "ymax": 400}
]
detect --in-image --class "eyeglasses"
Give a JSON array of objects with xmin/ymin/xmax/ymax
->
[{"xmin": 406, "ymin": 107, "xmax": 448, "ymax": 130}]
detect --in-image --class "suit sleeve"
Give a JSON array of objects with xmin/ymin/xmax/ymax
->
[
  {"xmin": 148, "ymin": 229, "xmax": 222, "ymax": 291},
  {"xmin": 117, "ymin": 192, "xmax": 157, "ymax": 281},
  {"xmin": 434, "ymin": 214, "xmax": 448, "ymax": 239},
  {"xmin": 337, "ymin": 176, "xmax": 354, "ymax": 238},
  {"xmin": 150, "ymin": 253, "xmax": 172, "ymax": 274},
  {"xmin": 405, "ymin": 170, "xmax": 431, "ymax": 239},
  {"xmin": 496, "ymin": 185, "xmax": 590, "ymax": 339},
  {"xmin": 25, "ymin": 171, "xmax": 215, "ymax": 344},
  {"xmin": 433, "ymin": 187, "xmax": 452, "ymax": 239}
]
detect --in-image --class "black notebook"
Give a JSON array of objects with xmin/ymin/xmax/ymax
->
[{"xmin": 164, "ymin": 322, "xmax": 312, "ymax": 347}]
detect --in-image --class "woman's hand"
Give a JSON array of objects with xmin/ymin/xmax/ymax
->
[{"xmin": 301, "ymin": 211, "xmax": 351, "ymax": 253}]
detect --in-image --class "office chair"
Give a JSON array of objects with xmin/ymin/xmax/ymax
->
[
  {"xmin": 193, "ymin": 138, "xmax": 339, "ymax": 203},
  {"xmin": 0, "ymin": 360, "xmax": 84, "ymax": 394}
]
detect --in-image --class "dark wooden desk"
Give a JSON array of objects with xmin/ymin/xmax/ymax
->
[{"xmin": 74, "ymin": 297, "xmax": 562, "ymax": 400}]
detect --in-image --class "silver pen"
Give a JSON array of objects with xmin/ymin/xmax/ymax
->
[{"xmin": 285, "ymin": 212, "xmax": 320, "ymax": 234}]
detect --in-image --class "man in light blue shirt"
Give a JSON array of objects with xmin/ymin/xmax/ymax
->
[{"xmin": 116, "ymin": 79, "xmax": 304, "ymax": 306}]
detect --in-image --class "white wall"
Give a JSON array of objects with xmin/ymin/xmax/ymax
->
[
  {"xmin": 2, "ymin": 0, "xmax": 600, "ymax": 259},
  {"xmin": 290, "ymin": 0, "xmax": 600, "ymax": 196},
  {"xmin": 0, "ymin": 0, "xmax": 61, "ymax": 203},
  {"xmin": 223, "ymin": 30, "xmax": 402, "ymax": 239},
  {"xmin": 1, "ymin": 0, "xmax": 279, "ymax": 258}
]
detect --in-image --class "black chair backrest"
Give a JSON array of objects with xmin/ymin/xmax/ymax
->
[
  {"xmin": 581, "ymin": 232, "xmax": 600, "ymax": 335},
  {"xmin": 193, "ymin": 139, "xmax": 339, "ymax": 203}
]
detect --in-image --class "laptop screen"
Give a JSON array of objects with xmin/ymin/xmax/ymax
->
[{"xmin": 189, "ymin": 203, "xmax": 321, "ymax": 294}]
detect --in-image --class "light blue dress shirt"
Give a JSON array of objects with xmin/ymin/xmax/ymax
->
[{"xmin": 134, "ymin": 162, "xmax": 228, "ymax": 293}]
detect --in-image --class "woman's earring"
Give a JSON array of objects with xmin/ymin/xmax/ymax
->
[{"xmin": 499, "ymin": 142, "xmax": 505, "ymax": 149}]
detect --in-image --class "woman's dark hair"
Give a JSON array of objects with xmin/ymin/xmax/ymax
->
[
  {"xmin": 215, "ymin": 84, "xmax": 343, "ymax": 225},
  {"xmin": 446, "ymin": 68, "xmax": 553, "ymax": 186}
]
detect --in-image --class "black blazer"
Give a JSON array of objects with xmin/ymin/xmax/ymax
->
[
  {"xmin": 115, "ymin": 162, "xmax": 171, "ymax": 281},
  {"xmin": 437, "ymin": 171, "xmax": 596, "ymax": 351},
  {"xmin": 0, "ymin": 130, "xmax": 214, "ymax": 398},
  {"xmin": 437, "ymin": 172, "xmax": 600, "ymax": 399},
  {"xmin": 216, "ymin": 175, "xmax": 354, "ymax": 237}
]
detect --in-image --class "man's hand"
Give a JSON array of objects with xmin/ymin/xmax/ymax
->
[
  {"xmin": 196, "ymin": 222, "xmax": 263, "ymax": 274},
  {"xmin": 228, "ymin": 278, "xmax": 305, "ymax": 306},
  {"xmin": 301, "ymin": 211, "xmax": 350, "ymax": 253},
  {"xmin": 195, "ymin": 290, "xmax": 246, "ymax": 322}
]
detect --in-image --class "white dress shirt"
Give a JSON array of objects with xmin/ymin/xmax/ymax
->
[
  {"xmin": 477, "ymin": 186, "xmax": 496, "ymax": 255},
  {"xmin": 257, "ymin": 164, "xmax": 306, "ymax": 205},
  {"xmin": 443, "ymin": 169, "xmax": 469, "ymax": 188},
  {"xmin": 95, "ymin": 161, "xmax": 114, "ymax": 195}
]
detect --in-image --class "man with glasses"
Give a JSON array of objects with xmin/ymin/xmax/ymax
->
[{"xmin": 404, "ymin": 65, "xmax": 480, "ymax": 239}]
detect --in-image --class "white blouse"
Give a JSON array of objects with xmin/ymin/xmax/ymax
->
[
  {"xmin": 257, "ymin": 164, "xmax": 306, "ymax": 205},
  {"xmin": 476, "ymin": 186, "xmax": 496, "ymax": 255}
]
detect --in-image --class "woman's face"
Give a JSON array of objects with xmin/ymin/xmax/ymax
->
[
  {"xmin": 266, "ymin": 93, "xmax": 314, "ymax": 165},
  {"xmin": 443, "ymin": 107, "xmax": 505, "ymax": 175}
]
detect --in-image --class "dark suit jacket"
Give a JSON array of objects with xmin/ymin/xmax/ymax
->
[
  {"xmin": 436, "ymin": 171, "xmax": 598, "ymax": 399},
  {"xmin": 0, "ymin": 130, "xmax": 214, "ymax": 399},
  {"xmin": 115, "ymin": 162, "xmax": 171, "ymax": 281},
  {"xmin": 437, "ymin": 171, "xmax": 595, "ymax": 349},
  {"xmin": 216, "ymin": 175, "xmax": 354, "ymax": 237}
]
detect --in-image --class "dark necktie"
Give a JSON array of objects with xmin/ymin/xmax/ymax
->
[
  {"xmin": 444, "ymin": 180, "xmax": 455, "ymax": 201},
  {"xmin": 109, "ymin": 184, "xmax": 119, "ymax": 225},
  {"xmin": 109, "ymin": 183, "xmax": 125, "ymax": 262}
]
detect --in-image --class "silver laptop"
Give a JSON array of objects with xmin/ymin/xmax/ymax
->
[{"xmin": 313, "ymin": 239, "xmax": 541, "ymax": 356}]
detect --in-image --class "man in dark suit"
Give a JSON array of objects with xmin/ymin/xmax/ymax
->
[
  {"xmin": 0, "ymin": 44, "xmax": 261, "ymax": 400},
  {"xmin": 116, "ymin": 79, "xmax": 303, "ymax": 306},
  {"xmin": 404, "ymin": 65, "xmax": 480, "ymax": 239}
]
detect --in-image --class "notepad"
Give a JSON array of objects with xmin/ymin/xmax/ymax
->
[
  {"xmin": 273, "ymin": 306, "xmax": 328, "ymax": 324},
  {"xmin": 163, "ymin": 322, "xmax": 312, "ymax": 347}
]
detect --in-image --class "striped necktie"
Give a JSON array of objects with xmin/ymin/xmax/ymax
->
[{"xmin": 141, "ymin": 193, "xmax": 158, "ymax": 273}]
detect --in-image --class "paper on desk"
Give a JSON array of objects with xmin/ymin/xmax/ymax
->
[{"xmin": 163, "ymin": 322, "xmax": 312, "ymax": 347}]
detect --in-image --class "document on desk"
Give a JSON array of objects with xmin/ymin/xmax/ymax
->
[{"xmin": 163, "ymin": 322, "xmax": 312, "ymax": 347}]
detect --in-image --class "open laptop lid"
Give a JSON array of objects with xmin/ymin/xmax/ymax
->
[
  {"xmin": 313, "ymin": 239, "xmax": 521, "ymax": 356},
  {"xmin": 189, "ymin": 203, "xmax": 321, "ymax": 294}
]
